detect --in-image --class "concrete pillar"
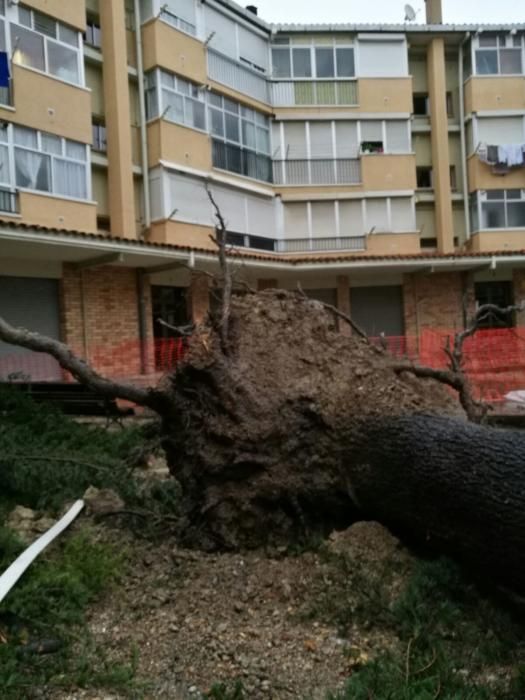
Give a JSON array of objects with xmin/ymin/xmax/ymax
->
[
  {"xmin": 427, "ymin": 38, "xmax": 454, "ymax": 254},
  {"xmin": 336, "ymin": 275, "xmax": 351, "ymax": 336},
  {"xmin": 188, "ymin": 273, "xmax": 210, "ymax": 324},
  {"xmin": 100, "ymin": 0, "xmax": 137, "ymax": 239},
  {"xmin": 257, "ymin": 279, "xmax": 278, "ymax": 291},
  {"xmin": 425, "ymin": 0, "xmax": 443, "ymax": 23}
]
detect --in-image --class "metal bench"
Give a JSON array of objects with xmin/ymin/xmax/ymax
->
[{"xmin": 1, "ymin": 382, "xmax": 134, "ymax": 420}]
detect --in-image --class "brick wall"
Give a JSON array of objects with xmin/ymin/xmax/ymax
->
[
  {"xmin": 403, "ymin": 271, "xmax": 474, "ymax": 338},
  {"xmin": 60, "ymin": 264, "xmax": 154, "ymax": 378}
]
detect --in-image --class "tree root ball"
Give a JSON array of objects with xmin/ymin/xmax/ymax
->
[{"xmin": 160, "ymin": 290, "xmax": 460, "ymax": 551}]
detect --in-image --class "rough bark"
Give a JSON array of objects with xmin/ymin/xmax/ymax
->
[{"xmin": 346, "ymin": 414, "xmax": 525, "ymax": 593}]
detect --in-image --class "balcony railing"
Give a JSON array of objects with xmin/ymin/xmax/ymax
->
[
  {"xmin": 212, "ymin": 140, "xmax": 272, "ymax": 183},
  {"xmin": 225, "ymin": 232, "xmax": 367, "ymax": 254},
  {"xmin": 271, "ymin": 80, "xmax": 358, "ymax": 107},
  {"xmin": 159, "ymin": 8, "xmax": 196, "ymax": 36},
  {"xmin": 207, "ymin": 50, "xmax": 269, "ymax": 104},
  {"xmin": 0, "ymin": 187, "xmax": 19, "ymax": 215},
  {"xmin": 273, "ymin": 158, "xmax": 361, "ymax": 186},
  {"xmin": 276, "ymin": 237, "xmax": 366, "ymax": 253}
]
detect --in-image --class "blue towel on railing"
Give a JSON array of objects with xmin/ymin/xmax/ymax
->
[{"xmin": 0, "ymin": 52, "xmax": 9, "ymax": 88}]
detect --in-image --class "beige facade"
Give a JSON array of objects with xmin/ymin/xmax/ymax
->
[{"xmin": 1, "ymin": 0, "xmax": 525, "ymax": 368}]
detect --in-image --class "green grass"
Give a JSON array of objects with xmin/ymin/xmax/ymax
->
[
  {"xmin": 0, "ymin": 386, "xmax": 180, "ymax": 533},
  {"xmin": 0, "ymin": 526, "xmax": 140, "ymax": 698},
  {"xmin": 315, "ymin": 553, "xmax": 525, "ymax": 700}
]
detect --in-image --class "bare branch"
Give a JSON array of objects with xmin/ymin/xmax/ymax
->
[
  {"xmin": 0, "ymin": 316, "xmax": 167, "ymax": 412},
  {"xmin": 296, "ymin": 283, "xmax": 372, "ymax": 343},
  {"xmin": 157, "ymin": 318, "xmax": 194, "ymax": 337},
  {"xmin": 206, "ymin": 185, "xmax": 232, "ymax": 355}
]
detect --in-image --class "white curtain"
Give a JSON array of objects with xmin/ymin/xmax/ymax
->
[
  {"xmin": 53, "ymin": 158, "xmax": 86, "ymax": 198},
  {"xmin": 15, "ymin": 148, "xmax": 50, "ymax": 190}
]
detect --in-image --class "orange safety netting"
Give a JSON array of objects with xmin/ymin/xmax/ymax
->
[{"xmin": 1, "ymin": 330, "xmax": 525, "ymax": 404}]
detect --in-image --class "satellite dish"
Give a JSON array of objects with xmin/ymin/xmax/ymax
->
[{"xmin": 404, "ymin": 4, "xmax": 417, "ymax": 21}]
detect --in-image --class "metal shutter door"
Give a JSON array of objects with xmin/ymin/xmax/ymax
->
[{"xmin": 0, "ymin": 276, "xmax": 61, "ymax": 380}]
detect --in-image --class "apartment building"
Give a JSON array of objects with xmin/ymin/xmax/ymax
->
[{"xmin": 0, "ymin": 0, "xmax": 524, "ymax": 379}]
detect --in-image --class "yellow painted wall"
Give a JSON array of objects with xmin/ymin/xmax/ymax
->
[
  {"xmin": 142, "ymin": 20, "xmax": 207, "ymax": 85},
  {"xmin": 467, "ymin": 155, "xmax": 525, "ymax": 192},
  {"xmin": 91, "ymin": 167, "xmax": 109, "ymax": 217},
  {"xmin": 468, "ymin": 231, "xmax": 525, "ymax": 253},
  {"xmin": 465, "ymin": 77, "xmax": 525, "ymax": 113},
  {"xmin": 409, "ymin": 55, "xmax": 428, "ymax": 92},
  {"xmin": 413, "ymin": 133, "xmax": 432, "ymax": 166},
  {"xmin": 149, "ymin": 220, "xmax": 217, "ymax": 250},
  {"xmin": 147, "ymin": 120, "xmax": 212, "ymax": 171},
  {"xmin": 358, "ymin": 78, "xmax": 413, "ymax": 113},
  {"xmin": 0, "ymin": 65, "xmax": 91, "ymax": 142},
  {"xmin": 448, "ymin": 134, "xmax": 463, "ymax": 192},
  {"xmin": 445, "ymin": 55, "xmax": 460, "ymax": 123},
  {"xmin": 85, "ymin": 64, "xmax": 105, "ymax": 116},
  {"xmin": 453, "ymin": 204, "xmax": 466, "ymax": 244},
  {"xmin": 361, "ymin": 154, "xmax": 416, "ymax": 191},
  {"xmin": 24, "ymin": 0, "xmax": 86, "ymax": 30},
  {"xmin": 416, "ymin": 203, "xmax": 436, "ymax": 239},
  {"xmin": 17, "ymin": 191, "xmax": 98, "ymax": 232},
  {"xmin": 365, "ymin": 233, "xmax": 421, "ymax": 255}
]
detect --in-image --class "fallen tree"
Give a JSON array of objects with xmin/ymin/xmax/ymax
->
[{"xmin": 3, "ymin": 289, "xmax": 525, "ymax": 593}]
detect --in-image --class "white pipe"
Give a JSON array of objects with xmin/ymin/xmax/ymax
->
[
  {"xmin": 134, "ymin": 0, "xmax": 151, "ymax": 235},
  {"xmin": 459, "ymin": 34, "xmax": 471, "ymax": 240},
  {"xmin": 0, "ymin": 500, "xmax": 85, "ymax": 604}
]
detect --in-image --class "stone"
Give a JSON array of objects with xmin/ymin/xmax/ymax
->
[{"xmin": 83, "ymin": 486, "xmax": 124, "ymax": 515}]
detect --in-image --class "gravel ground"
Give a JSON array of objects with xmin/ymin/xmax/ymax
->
[{"xmin": 56, "ymin": 523, "xmax": 407, "ymax": 700}]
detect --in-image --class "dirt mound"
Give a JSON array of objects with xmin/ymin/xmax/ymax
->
[{"xmin": 161, "ymin": 290, "xmax": 461, "ymax": 549}]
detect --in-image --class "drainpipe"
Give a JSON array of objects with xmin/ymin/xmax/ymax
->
[
  {"xmin": 459, "ymin": 34, "xmax": 471, "ymax": 241},
  {"xmin": 134, "ymin": 0, "xmax": 151, "ymax": 235}
]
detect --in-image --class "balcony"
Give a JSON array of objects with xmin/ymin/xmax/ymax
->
[
  {"xmin": 207, "ymin": 50, "xmax": 269, "ymax": 104},
  {"xmin": 0, "ymin": 187, "xmax": 19, "ymax": 216},
  {"xmin": 276, "ymin": 236, "xmax": 366, "ymax": 253},
  {"xmin": 225, "ymin": 232, "xmax": 367, "ymax": 254},
  {"xmin": 271, "ymin": 80, "xmax": 358, "ymax": 107},
  {"xmin": 212, "ymin": 140, "xmax": 272, "ymax": 183},
  {"xmin": 273, "ymin": 159, "xmax": 361, "ymax": 186}
]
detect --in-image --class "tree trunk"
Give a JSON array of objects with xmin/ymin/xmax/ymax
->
[{"xmin": 346, "ymin": 414, "xmax": 525, "ymax": 593}]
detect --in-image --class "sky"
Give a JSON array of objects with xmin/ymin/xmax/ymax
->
[{"xmin": 253, "ymin": 0, "xmax": 523, "ymax": 25}]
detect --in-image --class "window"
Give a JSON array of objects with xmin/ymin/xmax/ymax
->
[
  {"xmin": 413, "ymin": 92, "xmax": 454, "ymax": 117},
  {"xmin": 416, "ymin": 166, "xmax": 458, "ymax": 190},
  {"xmin": 480, "ymin": 189, "xmax": 525, "ymax": 229},
  {"xmin": 474, "ymin": 281, "xmax": 514, "ymax": 328},
  {"xmin": 271, "ymin": 44, "xmax": 355, "ymax": 79},
  {"xmin": 209, "ymin": 93, "xmax": 271, "ymax": 182},
  {"xmin": 92, "ymin": 120, "xmax": 107, "ymax": 152},
  {"xmin": 11, "ymin": 5, "xmax": 81, "ymax": 84},
  {"xmin": 417, "ymin": 167, "xmax": 432, "ymax": 189},
  {"xmin": 13, "ymin": 125, "xmax": 88, "ymax": 199},
  {"xmin": 413, "ymin": 93, "xmax": 429, "ymax": 116},
  {"xmin": 475, "ymin": 33, "xmax": 523, "ymax": 75},
  {"xmin": 145, "ymin": 70, "xmax": 206, "ymax": 131},
  {"xmin": 84, "ymin": 19, "xmax": 101, "ymax": 48}
]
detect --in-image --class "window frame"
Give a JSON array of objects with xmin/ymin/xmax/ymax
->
[
  {"xmin": 9, "ymin": 123, "xmax": 90, "ymax": 200},
  {"xmin": 474, "ymin": 32, "xmax": 524, "ymax": 76},
  {"xmin": 10, "ymin": 4, "xmax": 83, "ymax": 86},
  {"xmin": 145, "ymin": 68, "xmax": 207, "ymax": 133},
  {"xmin": 271, "ymin": 41, "xmax": 356, "ymax": 80},
  {"xmin": 477, "ymin": 189, "xmax": 525, "ymax": 230}
]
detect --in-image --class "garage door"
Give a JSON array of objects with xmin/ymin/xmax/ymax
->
[
  {"xmin": 350, "ymin": 285, "xmax": 405, "ymax": 337},
  {"xmin": 0, "ymin": 277, "xmax": 61, "ymax": 381}
]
